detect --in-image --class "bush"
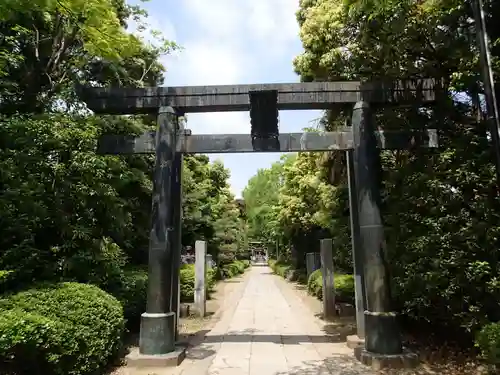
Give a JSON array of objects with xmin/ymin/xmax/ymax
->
[
  {"xmin": 179, "ymin": 264, "xmax": 216, "ymax": 302},
  {"xmin": 0, "ymin": 282, "xmax": 125, "ymax": 375},
  {"xmin": 114, "ymin": 268, "xmax": 148, "ymax": 329},
  {"xmin": 268, "ymin": 259, "xmax": 277, "ymax": 270},
  {"xmin": 476, "ymin": 322, "xmax": 500, "ymax": 370},
  {"xmin": 218, "ymin": 260, "xmax": 251, "ymax": 279},
  {"xmin": 234, "ymin": 260, "xmax": 245, "ymax": 273},
  {"xmin": 306, "ymin": 269, "xmax": 355, "ymax": 303},
  {"xmin": 307, "ymin": 269, "xmax": 323, "ymax": 298},
  {"xmin": 220, "ymin": 261, "xmax": 240, "ymax": 278},
  {"xmin": 269, "ymin": 259, "xmax": 294, "ymax": 278}
]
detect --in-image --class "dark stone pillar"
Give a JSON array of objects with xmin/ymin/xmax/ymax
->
[
  {"xmin": 351, "ymin": 101, "xmax": 402, "ymax": 355},
  {"xmin": 170, "ymin": 140, "xmax": 183, "ymax": 342},
  {"xmin": 306, "ymin": 252, "xmax": 321, "ymax": 279},
  {"xmin": 139, "ymin": 106, "xmax": 178, "ymax": 355},
  {"xmin": 346, "ymin": 146, "xmax": 367, "ymax": 339}
]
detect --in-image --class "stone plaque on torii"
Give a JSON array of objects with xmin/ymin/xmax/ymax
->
[{"xmin": 77, "ymin": 79, "xmax": 439, "ymax": 367}]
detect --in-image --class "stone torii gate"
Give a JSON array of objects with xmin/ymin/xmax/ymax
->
[{"xmin": 78, "ymin": 79, "xmax": 438, "ymax": 367}]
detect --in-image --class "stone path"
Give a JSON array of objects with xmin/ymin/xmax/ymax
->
[{"xmin": 168, "ymin": 266, "xmax": 375, "ymax": 375}]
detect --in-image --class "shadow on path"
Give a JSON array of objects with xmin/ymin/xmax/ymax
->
[
  {"xmin": 274, "ymin": 356, "xmax": 375, "ymax": 375},
  {"xmin": 201, "ymin": 333, "xmax": 341, "ymax": 344}
]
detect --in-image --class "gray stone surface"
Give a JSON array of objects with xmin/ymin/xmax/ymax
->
[
  {"xmin": 306, "ymin": 252, "xmax": 321, "ymax": 278},
  {"xmin": 139, "ymin": 312, "xmax": 176, "ymax": 355},
  {"xmin": 126, "ymin": 345, "xmax": 186, "ymax": 368},
  {"xmin": 138, "ymin": 107, "xmax": 178, "ymax": 356},
  {"xmin": 320, "ymin": 239, "xmax": 336, "ymax": 321},
  {"xmin": 96, "ymin": 129, "xmax": 438, "ymax": 155},
  {"xmin": 195, "ymin": 240, "xmax": 207, "ymax": 317},
  {"xmin": 354, "ymin": 347, "xmax": 419, "ymax": 370},
  {"xmin": 206, "ymin": 254, "xmax": 213, "ymax": 269},
  {"xmin": 163, "ymin": 266, "xmax": 376, "ymax": 375},
  {"xmin": 78, "ymin": 79, "xmax": 439, "ymax": 114},
  {"xmin": 346, "ymin": 147, "xmax": 367, "ymax": 339},
  {"xmin": 346, "ymin": 335, "xmax": 365, "ymax": 349},
  {"xmin": 351, "ymin": 102, "xmax": 402, "ymax": 354}
]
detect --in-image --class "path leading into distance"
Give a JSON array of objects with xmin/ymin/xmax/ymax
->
[{"xmin": 173, "ymin": 266, "xmax": 374, "ymax": 375}]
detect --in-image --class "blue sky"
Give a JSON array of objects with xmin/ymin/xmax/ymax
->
[{"xmin": 130, "ymin": 0, "xmax": 321, "ymax": 198}]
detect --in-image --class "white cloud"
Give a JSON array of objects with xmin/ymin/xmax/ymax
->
[
  {"xmin": 164, "ymin": 42, "xmax": 245, "ymax": 86},
  {"xmin": 185, "ymin": 112, "xmax": 249, "ymax": 135},
  {"xmin": 127, "ymin": 14, "xmax": 177, "ymax": 49},
  {"xmin": 246, "ymin": 0, "xmax": 300, "ymax": 46},
  {"xmin": 127, "ymin": 0, "xmax": 307, "ymax": 196}
]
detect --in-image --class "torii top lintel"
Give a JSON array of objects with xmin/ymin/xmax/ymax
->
[{"xmin": 78, "ymin": 79, "xmax": 439, "ymax": 115}]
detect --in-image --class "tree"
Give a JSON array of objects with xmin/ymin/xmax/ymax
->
[
  {"xmin": 290, "ymin": 0, "xmax": 500, "ymax": 337},
  {"xmin": 0, "ymin": 0, "xmax": 178, "ymax": 114},
  {"xmin": 182, "ymin": 155, "xmax": 247, "ymax": 264},
  {"xmin": 0, "ymin": 0, "xmax": 179, "ymax": 292}
]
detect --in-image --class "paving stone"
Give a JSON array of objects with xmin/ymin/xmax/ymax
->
[{"xmin": 165, "ymin": 267, "xmax": 376, "ymax": 375}]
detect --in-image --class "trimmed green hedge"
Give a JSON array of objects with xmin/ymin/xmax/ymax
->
[
  {"xmin": 307, "ymin": 269, "xmax": 355, "ymax": 303},
  {"xmin": 268, "ymin": 259, "xmax": 306, "ymax": 283},
  {"xmin": 0, "ymin": 282, "xmax": 125, "ymax": 375},
  {"xmin": 269, "ymin": 259, "xmax": 355, "ymax": 303},
  {"xmin": 221, "ymin": 260, "xmax": 249, "ymax": 279},
  {"xmin": 114, "ymin": 260, "xmax": 251, "ymax": 325}
]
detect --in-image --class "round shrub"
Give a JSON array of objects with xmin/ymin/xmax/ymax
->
[
  {"xmin": 0, "ymin": 282, "xmax": 125, "ymax": 375},
  {"xmin": 234, "ymin": 260, "xmax": 245, "ymax": 273},
  {"xmin": 335, "ymin": 274, "xmax": 355, "ymax": 302},
  {"xmin": 476, "ymin": 322, "xmax": 500, "ymax": 369},
  {"xmin": 221, "ymin": 262, "xmax": 240, "ymax": 278},
  {"xmin": 241, "ymin": 260, "xmax": 251, "ymax": 268},
  {"xmin": 307, "ymin": 269, "xmax": 322, "ymax": 294},
  {"xmin": 306, "ymin": 270, "xmax": 355, "ymax": 303}
]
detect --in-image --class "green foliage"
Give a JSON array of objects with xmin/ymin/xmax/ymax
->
[
  {"xmin": 243, "ymin": 154, "xmax": 351, "ymax": 271},
  {"xmin": 113, "ymin": 267, "xmax": 148, "ymax": 328},
  {"xmin": 0, "ymin": 282, "xmax": 125, "ymax": 375},
  {"xmin": 0, "ymin": 0, "xmax": 246, "ymax": 370},
  {"xmin": 220, "ymin": 260, "xmax": 248, "ymax": 279},
  {"xmin": 182, "ymin": 156, "xmax": 248, "ymax": 265},
  {"xmin": 0, "ymin": 114, "xmax": 151, "ymax": 291},
  {"xmin": 307, "ymin": 269, "xmax": 323, "ymax": 299},
  {"xmin": 476, "ymin": 322, "xmax": 500, "ymax": 369},
  {"xmin": 0, "ymin": 0, "xmax": 177, "ymax": 113},
  {"xmin": 306, "ymin": 269, "xmax": 355, "ymax": 303},
  {"xmin": 244, "ymin": 0, "xmax": 500, "ymax": 344},
  {"xmin": 269, "ymin": 259, "xmax": 293, "ymax": 278},
  {"xmin": 179, "ymin": 264, "xmax": 217, "ymax": 302}
]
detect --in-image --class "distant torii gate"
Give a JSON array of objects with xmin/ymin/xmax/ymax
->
[{"xmin": 78, "ymin": 79, "xmax": 439, "ymax": 366}]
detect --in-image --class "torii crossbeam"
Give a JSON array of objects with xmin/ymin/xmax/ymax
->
[{"xmin": 77, "ymin": 78, "xmax": 440, "ymax": 368}]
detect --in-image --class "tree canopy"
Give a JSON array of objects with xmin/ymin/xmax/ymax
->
[
  {"xmin": 243, "ymin": 0, "xmax": 500, "ymax": 342},
  {"xmin": 0, "ymin": 0, "xmax": 246, "ymax": 296}
]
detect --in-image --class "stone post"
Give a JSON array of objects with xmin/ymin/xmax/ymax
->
[
  {"xmin": 306, "ymin": 252, "xmax": 321, "ymax": 279},
  {"xmin": 139, "ymin": 106, "xmax": 177, "ymax": 355},
  {"xmin": 351, "ymin": 101, "xmax": 402, "ymax": 355},
  {"xmin": 194, "ymin": 240, "xmax": 207, "ymax": 317},
  {"xmin": 320, "ymin": 239, "xmax": 336, "ymax": 321},
  {"xmin": 346, "ymin": 117, "xmax": 367, "ymax": 341},
  {"xmin": 206, "ymin": 254, "xmax": 213, "ymax": 269}
]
